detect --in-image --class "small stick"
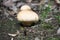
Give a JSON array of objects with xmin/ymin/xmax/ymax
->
[
  {"xmin": 8, "ymin": 30, "xmax": 19, "ymax": 40},
  {"xmin": 11, "ymin": 37, "xmax": 14, "ymax": 40}
]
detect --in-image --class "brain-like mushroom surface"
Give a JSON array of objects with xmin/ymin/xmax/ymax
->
[{"xmin": 17, "ymin": 5, "xmax": 39, "ymax": 26}]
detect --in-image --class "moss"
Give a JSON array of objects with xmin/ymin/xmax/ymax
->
[{"xmin": 46, "ymin": 37, "xmax": 60, "ymax": 40}]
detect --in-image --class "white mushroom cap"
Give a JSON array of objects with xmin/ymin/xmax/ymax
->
[
  {"xmin": 17, "ymin": 11, "xmax": 39, "ymax": 22},
  {"xmin": 20, "ymin": 5, "xmax": 31, "ymax": 11},
  {"xmin": 17, "ymin": 5, "xmax": 39, "ymax": 26}
]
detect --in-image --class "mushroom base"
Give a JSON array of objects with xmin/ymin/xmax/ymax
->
[{"xmin": 21, "ymin": 21, "xmax": 35, "ymax": 27}]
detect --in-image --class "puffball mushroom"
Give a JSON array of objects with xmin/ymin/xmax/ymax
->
[{"xmin": 17, "ymin": 5, "xmax": 39, "ymax": 26}]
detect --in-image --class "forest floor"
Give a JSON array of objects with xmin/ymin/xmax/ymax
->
[{"xmin": 0, "ymin": 0, "xmax": 60, "ymax": 40}]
